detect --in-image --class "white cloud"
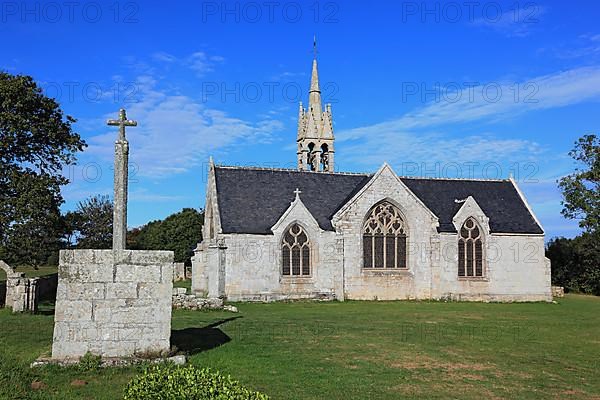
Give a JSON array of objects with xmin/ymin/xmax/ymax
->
[
  {"xmin": 542, "ymin": 33, "xmax": 600, "ymax": 60},
  {"xmin": 406, "ymin": 67, "xmax": 600, "ymax": 130},
  {"xmin": 270, "ymin": 71, "xmax": 306, "ymax": 81},
  {"xmin": 84, "ymin": 75, "xmax": 283, "ymax": 178},
  {"xmin": 186, "ymin": 52, "xmax": 224, "ymax": 76},
  {"xmin": 580, "ymin": 33, "xmax": 600, "ymax": 42},
  {"xmin": 340, "ymin": 66, "xmax": 600, "ymax": 137},
  {"xmin": 152, "ymin": 52, "xmax": 178, "ymax": 63},
  {"xmin": 472, "ymin": 6, "xmax": 545, "ymax": 38},
  {"xmin": 150, "ymin": 51, "xmax": 225, "ymax": 76},
  {"xmin": 337, "ymin": 66, "xmax": 600, "ymax": 168},
  {"xmin": 338, "ymin": 130, "xmax": 542, "ymax": 169}
]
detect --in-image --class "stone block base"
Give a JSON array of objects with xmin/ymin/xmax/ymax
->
[{"xmin": 51, "ymin": 250, "xmax": 174, "ymax": 360}]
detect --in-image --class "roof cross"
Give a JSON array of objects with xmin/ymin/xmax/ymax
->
[
  {"xmin": 294, "ymin": 188, "xmax": 302, "ymax": 200},
  {"xmin": 107, "ymin": 108, "xmax": 137, "ymax": 141}
]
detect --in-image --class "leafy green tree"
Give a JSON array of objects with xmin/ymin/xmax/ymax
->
[
  {"xmin": 546, "ymin": 237, "xmax": 576, "ymax": 288},
  {"xmin": 572, "ymin": 233, "xmax": 600, "ymax": 295},
  {"xmin": 129, "ymin": 208, "xmax": 203, "ymax": 265},
  {"xmin": 550, "ymin": 134, "xmax": 600, "ymax": 295},
  {"xmin": 61, "ymin": 209, "xmax": 80, "ymax": 249},
  {"xmin": 547, "ymin": 233, "xmax": 600, "ymax": 295},
  {"xmin": 0, "ymin": 72, "xmax": 86, "ymax": 266},
  {"xmin": 70, "ymin": 195, "xmax": 113, "ymax": 249},
  {"xmin": 558, "ymin": 134, "xmax": 599, "ymax": 233},
  {"xmin": 1, "ymin": 171, "xmax": 64, "ymax": 266}
]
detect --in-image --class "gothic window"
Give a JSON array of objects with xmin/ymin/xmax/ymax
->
[
  {"xmin": 458, "ymin": 218, "xmax": 484, "ymax": 277},
  {"xmin": 363, "ymin": 201, "xmax": 407, "ymax": 269},
  {"xmin": 282, "ymin": 223, "xmax": 311, "ymax": 276}
]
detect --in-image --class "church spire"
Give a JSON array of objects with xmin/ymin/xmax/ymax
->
[
  {"xmin": 297, "ymin": 37, "xmax": 335, "ymax": 173},
  {"xmin": 308, "ymin": 58, "xmax": 322, "ymax": 112}
]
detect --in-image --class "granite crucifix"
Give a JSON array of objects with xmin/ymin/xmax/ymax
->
[{"xmin": 107, "ymin": 109, "xmax": 137, "ymax": 250}]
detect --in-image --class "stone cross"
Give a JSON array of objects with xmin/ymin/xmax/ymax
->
[
  {"xmin": 107, "ymin": 108, "xmax": 137, "ymax": 141},
  {"xmin": 294, "ymin": 188, "xmax": 302, "ymax": 200},
  {"xmin": 107, "ymin": 109, "xmax": 137, "ymax": 250}
]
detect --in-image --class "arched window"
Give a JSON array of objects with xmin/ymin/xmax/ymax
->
[
  {"xmin": 363, "ymin": 201, "xmax": 407, "ymax": 269},
  {"xmin": 458, "ymin": 218, "xmax": 484, "ymax": 277},
  {"xmin": 282, "ymin": 223, "xmax": 311, "ymax": 276}
]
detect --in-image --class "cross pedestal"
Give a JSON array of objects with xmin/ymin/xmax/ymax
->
[{"xmin": 107, "ymin": 109, "xmax": 137, "ymax": 250}]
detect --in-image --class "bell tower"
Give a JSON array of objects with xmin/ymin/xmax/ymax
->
[{"xmin": 297, "ymin": 38, "xmax": 335, "ymax": 172}]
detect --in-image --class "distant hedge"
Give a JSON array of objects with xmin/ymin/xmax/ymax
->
[
  {"xmin": 128, "ymin": 208, "xmax": 203, "ymax": 266},
  {"xmin": 546, "ymin": 232, "xmax": 600, "ymax": 295},
  {"xmin": 123, "ymin": 364, "xmax": 269, "ymax": 400}
]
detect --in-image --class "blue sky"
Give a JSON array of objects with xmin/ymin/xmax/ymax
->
[{"xmin": 2, "ymin": 0, "xmax": 599, "ymax": 238}]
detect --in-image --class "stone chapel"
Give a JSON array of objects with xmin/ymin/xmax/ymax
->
[{"xmin": 191, "ymin": 52, "xmax": 552, "ymax": 302}]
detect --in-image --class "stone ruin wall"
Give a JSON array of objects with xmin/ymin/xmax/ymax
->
[{"xmin": 0, "ymin": 260, "xmax": 55, "ymax": 312}]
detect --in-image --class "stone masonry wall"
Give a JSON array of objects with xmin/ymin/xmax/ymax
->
[
  {"xmin": 221, "ymin": 231, "xmax": 342, "ymax": 302},
  {"xmin": 192, "ymin": 195, "xmax": 344, "ymax": 302},
  {"xmin": 436, "ymin": 234, "xmax": 551, "ymax": 302},
  {"xmin": 334, "ymin": 167, "xmax": 439, "ymax": 300},
  {"xmin": 52, "ymin": 249, "xmax": 174, "ymax": 360}
]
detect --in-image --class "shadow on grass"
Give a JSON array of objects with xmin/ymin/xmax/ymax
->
[{"xmin": 171, "ymin": 316, "xmax": 242, "ymax": 355}]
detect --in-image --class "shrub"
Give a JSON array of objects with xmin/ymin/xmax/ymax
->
[{"xmin": 123, "ymin": 364, "xmax": 269, "ymax": 400}]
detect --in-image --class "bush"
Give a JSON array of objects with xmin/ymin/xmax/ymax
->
[{"xmin": 123, "ymin": 364, "xmax": 269, "ymax": 400}]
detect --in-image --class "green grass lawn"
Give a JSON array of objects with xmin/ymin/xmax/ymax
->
[
  {"xmin": 0, "ymin": 265, "xmax": 58, "ymax": 282},
  {"xmin": 173, "ymin": 279, "xmax": 192, "ymax": 293},
  {"xmin": 1, "ymin": 295, "xmax": 599, "ymax": 399}
]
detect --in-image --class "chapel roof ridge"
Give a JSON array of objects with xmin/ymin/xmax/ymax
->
[
  {"xmin": 215, "ymin": 164, "xmax": 511, "ymax": 182},
  {"xmin": 397, "ymin": 175, "xmax": 511, "ymax": 183},
  {"xmin": 214, "ymin": 164, "xmax": 372, "ymax": 176}
]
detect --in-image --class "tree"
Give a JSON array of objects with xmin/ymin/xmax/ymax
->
[
  {"xmin": 549, "ymin": 134, "xmax": 600, "ymax": 295},
  {"xmin": 547, "ymin": 233, "xmax": 600, "ymax": 295},
  {"xmin": 129, "ymin": 208, "xmax": 204, "ymax": 265},
  {"xmin": 1, "ymin": 171, "xmax": 64, "ymax": 266},
  {"xmin": 546, "ymin": 237, "xmax": 576, "ymax": 289},
  {"xmin": 68, "ymin": 195, "xmax": 113, "ymax": 249},
  {"xmin": 558, "ymin": 134, "xmax": 600, "ymax": 233},
  {"xmin": 61, "ymin": 210, "xmax": 80, "ymax": 249},
  {"xmin": 0, "ymin": 72, "xmax": 86, "ymax": 266}
]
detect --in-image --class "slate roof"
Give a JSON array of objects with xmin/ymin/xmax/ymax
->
[
  {"xmin": 400, "ymin": 178, "xmax": 544, "ymax": 234},
  {"xmin": 214, "ymin": 166, "xmax": 371, "ymax": 233},
  {"xmin": 213, "ymin": 166, "xmax": 543, "ymax": 235}
]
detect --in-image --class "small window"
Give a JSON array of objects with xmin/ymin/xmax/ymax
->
[
  {"xmin": 282, "ymin": 224, "xmax": 311, "ymax": 276},
  {"xmin": 458, "ymin": 218, "xmax": 484, "ymax": 277}
]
